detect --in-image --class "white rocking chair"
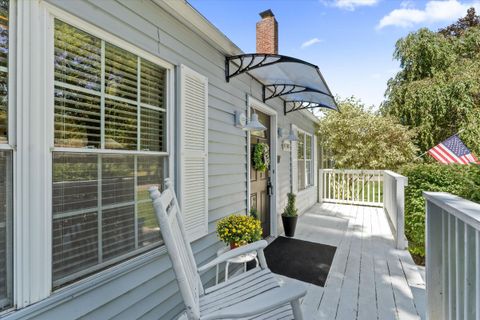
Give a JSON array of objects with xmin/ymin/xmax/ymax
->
[{"xmin": 149, "ymin": 180, "xmax": 306, "ymax": 320}]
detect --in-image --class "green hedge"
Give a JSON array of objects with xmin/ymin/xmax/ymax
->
[{"xmin": 400, "ymin": 163, "xmax": 480, "ymax": 261}]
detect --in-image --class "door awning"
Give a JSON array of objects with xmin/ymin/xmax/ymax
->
[{"xmin": 225, "ymin": 53, "xmax": 338, "ymax": 114}]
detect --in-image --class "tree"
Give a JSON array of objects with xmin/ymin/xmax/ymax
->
[
  {"xmin": 318, "ymin": 97, "xmax": 418, "ymax": 170},
  {"xmin": 381, "ymin": 8, "xmax": 480, "ymax": 155},
  {"xmin": 439, "ymin": 7, "xmax": 480, "ymax": 38}
]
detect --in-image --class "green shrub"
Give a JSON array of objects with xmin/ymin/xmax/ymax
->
[{"xmin": 401, "ymin": 163, "xmax": 480, "ymax": 261}]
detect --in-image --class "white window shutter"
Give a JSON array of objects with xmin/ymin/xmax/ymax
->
[
  {"xmin": 179, "ymin": 65, "xmax": 208, "ymax": 242},
  {"xmin": 291, "ymin": 138, "xmax": 298, "ymax": 194}
]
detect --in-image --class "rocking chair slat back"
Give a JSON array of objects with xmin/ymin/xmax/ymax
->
[{"xmin": 149, "ymin": 180, "xmax": 202, "ymax": 319}]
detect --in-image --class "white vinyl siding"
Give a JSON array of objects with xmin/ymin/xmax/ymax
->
[
  {"xmin": 52, "ymin": 19, "xmax": 169, "ymax": 288},
  {"xmin": 0, "ymin": 0, "xmax": 12, "ymax": 311},
  {"xmin": 178, "ymin": 65, "xmax": 208, "ymax": 242}
]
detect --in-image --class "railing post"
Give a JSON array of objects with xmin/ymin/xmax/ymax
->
[
  {"xmin": 318, "ymin": 169, "xmax": 324, "ymax": 203},
  {"xmin": 425, "ymin": 199, "xmax": 445, "ymax": 320},
  {"xmin": 383, "ymin": 171, "xmax": 408, "ymax": 249}
]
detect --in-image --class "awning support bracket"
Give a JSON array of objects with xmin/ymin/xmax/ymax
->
[
  {"xmin": 263, "ymin": 84, "xmax": 332, "ymax": 102},
  {"xmin": 284, "ymin": 101, "xmax": 337, "ymax": 115}
]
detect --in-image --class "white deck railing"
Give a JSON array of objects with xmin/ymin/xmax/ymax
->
[
  {"xmin": 318, "ymin": 169, "xmax": 408, "ymax": 249},
  {"xmin": 319, "ymin": 169, "xmax": 384, "ymax": 207},
  {"xmin": 424, "ymin": 192, "xmax": 480, "ymax": 320},
  {"xmin": 383, "ymin": 170, "xmax": 408, "ymax": 249}
]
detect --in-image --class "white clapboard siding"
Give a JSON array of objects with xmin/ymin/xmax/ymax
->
[{"xmin": 179, "ymin": 64, "xmax": 208, "ymax": 242}]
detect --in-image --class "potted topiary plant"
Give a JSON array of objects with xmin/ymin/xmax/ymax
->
[{"xmin": 282, "ymin": 193, "xmax": 298, "ymax": 237}]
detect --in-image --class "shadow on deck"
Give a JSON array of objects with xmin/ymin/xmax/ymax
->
[{"xmin": 279, "ymin": 202, "xmax": 426, "ymax": 320}]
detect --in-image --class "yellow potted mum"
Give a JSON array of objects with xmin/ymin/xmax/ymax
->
[{"xmin": 216, "ymin": 214, "xmax": 262, "ymax": 249}]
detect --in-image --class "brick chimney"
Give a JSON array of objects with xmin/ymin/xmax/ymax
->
[{"xmin": 256, "ymin": 9, "xmax": 278, "ymax": 54}]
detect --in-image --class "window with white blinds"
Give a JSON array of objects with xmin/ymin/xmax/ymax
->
[
  {"xmin": 52, "ymin": 20, "xmax": 168, "ymax": 287},
  {"xmin": 0, "ymin": 0, "xmax": 11, "ymax": 311},
  {"xmin": 297, "ymin": 131, "xmax": 313, "ymax": 191}
]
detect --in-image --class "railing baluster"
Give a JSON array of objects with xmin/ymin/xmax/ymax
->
[
  {"xmin": 442, "ymin": 212, "xmax": 449, "ymax": 319},
  {"xmin": 448, "ymin": 215, "xmax": 457, "ymax": 319},
  {"xmin": 456, "ymin": 218, "xmax": 465, "ymax": 319},
  {"xmin": 465, "ymin": 225, "xmax": 476, "ymax": 319},
  {"xmin": 476, "ymin": 230, "xmax": 480, "ymax": 320}
]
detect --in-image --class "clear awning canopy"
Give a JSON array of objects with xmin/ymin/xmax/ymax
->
[{"xmin": 226, "ymin": 54, "xmax": 338, "ymax": 114}]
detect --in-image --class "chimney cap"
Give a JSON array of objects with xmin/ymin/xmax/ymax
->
[{"xmin": 259, "ymin": 9, "xmax": 274, "ymax": 19}]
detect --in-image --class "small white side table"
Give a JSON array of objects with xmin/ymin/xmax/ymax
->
[{"xmin": 215, "ymin": 246, "xmax": 259, "ymax": 285}]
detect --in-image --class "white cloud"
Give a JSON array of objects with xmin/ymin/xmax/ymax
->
[
  {"xmin": 332, "ymin": 0, "xmax": 379, "ymax": 10},
  {"xmin": 377, "ymin": 0, "xmax": 480, "ymax": 29},
  {"xmin": 301, "ymin": 38, "xmax": 323, "ymax": 49}
]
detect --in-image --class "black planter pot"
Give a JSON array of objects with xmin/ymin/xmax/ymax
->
[{"xmin": 282, "ymin": 215, "xmax": 298, "ymax": 237}]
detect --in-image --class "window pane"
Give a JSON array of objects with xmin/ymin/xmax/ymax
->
[
  {"xmin": 54, "ymin": 20, "xmax": 101, "ymax": 92},
  {"xmin": 141, "ymin": 59, "xmax": 166, "ymax": 108},
  {"xmin": 0, "ymin": 0, "xmax": 8, "ymax": 144},
  {"xmin": 102, "ymin": 205, "xmax": 135, "ymax": 260},
  {"xmin": 53, "ymin": 153, "xmax": 98, "ymax": 214},
  {"xmin": 102, "ymin": 155, "xmax": 134, "ymax": 205},
  {"xmin": 140, "ymin": 108, "xmax": 165, "ymax": 152},
  {"xmin": 54, "ymin": 86, "xmax": 101, "ymax": 148},
  {"xmin": 297, "ymin": 133, "xmax": 304, "ymax": 160},
  {"xmin": 137, "ymin": 156, "xmax": 163, "ymax": 247},
  {"xmin": 105, "ymin": 43, "xmax": 137, "ymax": 101},
  {"xmin": 52, "ymin": 153, "xmax": 99, "ymax": 282},
  {"xmin": 306, "ymin": 135, "xmax": 312, "ymax": 160},
  {"xmin": 52, "ymin": 211, "xmax": 99, "ymax": 282},
  {"xmin": 306, "ymin": 160, "xmax": 312, "ymax": 187},
  {"xmin": 298, "ymin": 159, "xmax": 305, "ymax": 191},
  {"xmin": 0, "ymin": 151, "xmax": 11, "ymax": 309},
  {"xmin": 105, "ymin": 99, "xmax": 137, "ymax": 150}
]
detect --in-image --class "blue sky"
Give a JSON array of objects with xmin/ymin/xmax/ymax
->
[{"xmin": 188, "ymin": 0, "xmax": 480, "ymax": 108}]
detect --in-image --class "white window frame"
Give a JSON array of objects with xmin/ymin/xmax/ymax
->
[
  {"xmin": 296, "ymin": 128, "xmax": 314, "ymax": 191},
  {"xmin": 12, "ymin": 1, "xmax": 175, "ymax": 308},
  {"xmin": 0, "ymin": 0, "xmax": 16, "ymax": 313}
]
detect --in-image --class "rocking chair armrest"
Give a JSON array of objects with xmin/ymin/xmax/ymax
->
[
  {"xmin": 197, "ymin": 240, "xmax": 268, "ymax": 273},
  {"xmin": 200, "ymin": 281, "xmax": 307, "ymax": 320}
]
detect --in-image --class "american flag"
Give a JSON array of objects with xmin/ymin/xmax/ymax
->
[{"xmin": 428, "ymin": 134, "xmax": 478, "ymax": 164}]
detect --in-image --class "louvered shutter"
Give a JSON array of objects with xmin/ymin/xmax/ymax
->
[{"xmin": 179, "ymin": 65, "xmax": 208, "ymax": 242}]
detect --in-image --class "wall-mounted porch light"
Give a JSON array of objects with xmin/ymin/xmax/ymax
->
[
  {"xmin": 234, "ymin": 110, "xmax": 267, "ymax": 132},
  {"xmin": 286, "ymin": 124, "xmax": 297, "ymax": 141}
]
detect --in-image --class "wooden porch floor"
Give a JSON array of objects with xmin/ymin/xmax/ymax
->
[{"xmin": 278, "ymin": 203, "xmax": 426, "ymax": 320}]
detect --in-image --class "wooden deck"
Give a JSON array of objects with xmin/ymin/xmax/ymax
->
[{"xmin": 279, "ymin": 203, "xmax": 426, "ymax": 320}]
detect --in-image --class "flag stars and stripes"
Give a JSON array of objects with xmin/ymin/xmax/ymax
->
[{"xmin": 427, "ymin": 134, "xmax": 478, "ymax": 165}]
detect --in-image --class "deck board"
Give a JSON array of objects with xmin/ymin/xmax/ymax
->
[{"xmin": 277, "ymin": 203, "xmax": 425, "ymax": 320}]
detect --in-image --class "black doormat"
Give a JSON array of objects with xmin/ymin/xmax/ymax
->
[{"xmin": 263, "ymin": 237, "xmax": 336, "ymax": 287}]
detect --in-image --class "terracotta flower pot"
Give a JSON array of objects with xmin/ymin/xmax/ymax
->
[{"xmin": 230, "ymin": 242, "xmax": 239, "ymax": 250}]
